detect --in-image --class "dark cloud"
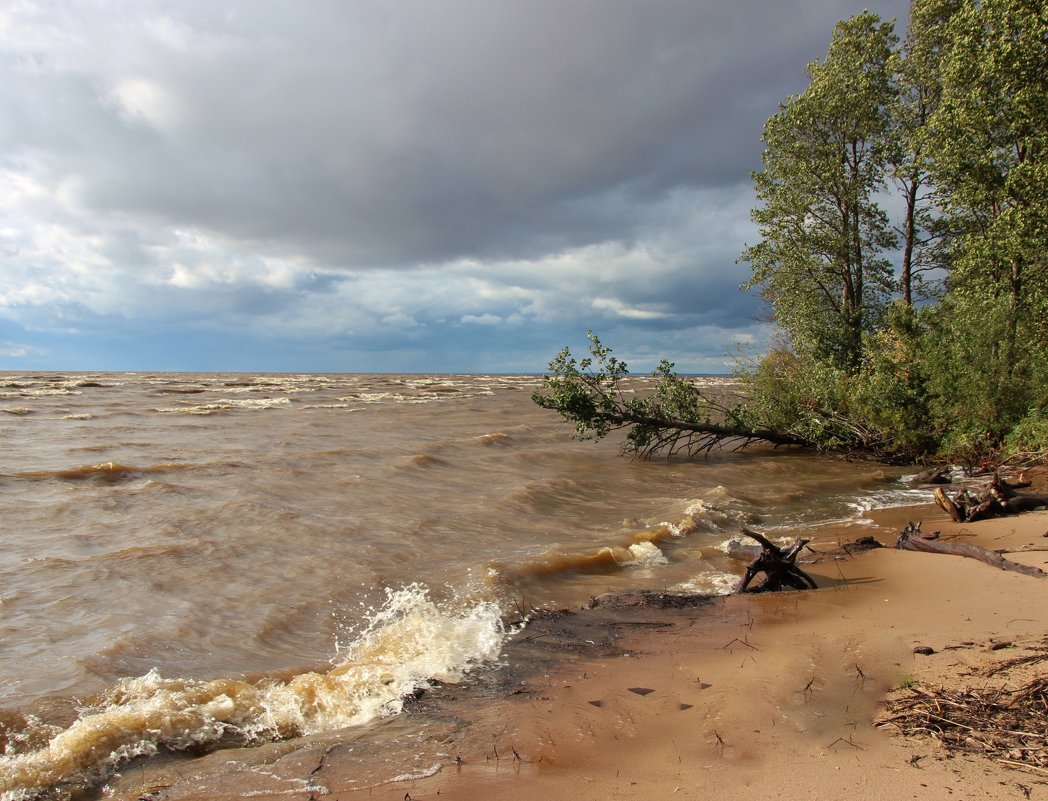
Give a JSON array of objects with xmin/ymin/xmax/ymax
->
[
  {"xmin": 2, "ymin": 0, "xmax": 910, "ymax": 267},
  {"xmin": 0, "ymin": 0, "xmax": 912, "ymax": 372}
]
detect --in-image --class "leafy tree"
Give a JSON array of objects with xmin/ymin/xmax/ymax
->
[
  {"xmin": 740, "ymin": 12, "xmax": 899, "ymax": 373},
  {"xmin": 889, "ymin": 0, "xmax": 961, "ymax": 305},
  {"xmin": 923, "ymin": 0, "xmax": 1048, "ymax": 436},
  {"xmin": 531, "ymin": 333, "xmax": 810, "ymax": 458},
  {"xmin": 534, "ymin": 3, "xmax": 1048, "ymax": 466},
  {"xmin": 928, "ymin": 0, "xmax": 1048, "ymax": 365}
]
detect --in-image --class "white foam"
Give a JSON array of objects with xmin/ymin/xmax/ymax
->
[
  {"xmin": 390, "ymin": 763, "xmax": 443, "ymax": 782},
  {"xmin": 624, "ymin": 541, "xmax": 669, "ymax": 568},
  {"xmin": 671, "ymin": 572, "xmax": 740, "ymax": 596},
  {"xmin": 154, "ymin": 397, "xmax": 292, "ymax": 414},
  {"xmin": 0, "ymin": 585, "xmax": 507, "ymax": 800}
]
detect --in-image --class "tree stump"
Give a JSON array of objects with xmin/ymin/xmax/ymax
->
[{"xmin": 737, "ymin": 527, "xmax": 818, "ymax": 593}]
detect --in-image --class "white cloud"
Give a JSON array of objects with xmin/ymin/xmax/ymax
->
[
  {"xmin": 380, "ymin": 312, "xmax": 419, "ymax": 329},
  {"xmin": 592, "ymin": 298, "xmax": 670, "ymax": 320},
  {"xmin": 460, "ymin": 314, "xmax": 503, "ymax": 326},
  {"xmin": 107, "ymin": 77, "xmax": 182, "ymax": 130},
  {"xmin": 0, "ymin": 342, "xmax": 31, "ymax": 357}
]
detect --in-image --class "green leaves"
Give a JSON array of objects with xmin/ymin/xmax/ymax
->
[
  {"xmin": 532, "ymin": 333, "xmax": 631, "ymax": 442},
  {"xmin": 533, "ymin": 334, "xmax": 818, "ymax": 458},
  {"xmin": 534, "ymin": 2, "xmax": 1048, "ymax": 465},
  {"xmin": 740, "ymin": 11, "xmax": 898, "ymax": 373}
]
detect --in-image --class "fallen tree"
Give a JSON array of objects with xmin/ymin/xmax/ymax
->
[{"xmin": 532, "ymin": 334, "xmax": 828, "ymax": 458}]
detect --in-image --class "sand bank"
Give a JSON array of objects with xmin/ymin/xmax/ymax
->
[{"xmin": 111, "ymin": 489, "xmax": 1048, "ymax": 801}]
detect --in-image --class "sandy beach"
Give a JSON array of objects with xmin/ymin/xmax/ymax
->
[{"xmin": 107, "ymin": 474, "xmax": 1048, "ymax": 801}]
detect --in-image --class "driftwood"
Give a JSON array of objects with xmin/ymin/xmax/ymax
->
[
  {"xmin": 895, "ymin": 521, "xmax": 1045, "ymax": 579},
  {"xmin": 933, "ymin": 472, "xmax": 1048, "ymax": 523},
  {"xmin": 732, "ymin": 471, "xmax": 1047, "ymax": 593},
  {"xmin": 736, "ymin": 527, "xmax": 818, "ymax": 593}
]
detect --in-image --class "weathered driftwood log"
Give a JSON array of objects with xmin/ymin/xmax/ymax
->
[
  {"xmin": 895, "ymin": 521, "xmax": 1045, "ymax": 578},
  {"xmin": 737, "ymin": 527, "xmax": 818, "ymax": 593},
  {"xmin": 933, "ymin": 473, "xmax": 1048, "ymax": 523}
]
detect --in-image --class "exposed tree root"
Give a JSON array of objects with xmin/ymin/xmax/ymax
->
[{"xmin": 736, "ymin": 527, "xmax": 818, "ymax": 593}]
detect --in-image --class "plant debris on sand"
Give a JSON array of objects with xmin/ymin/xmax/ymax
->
[{"xmin": 876, "ymin": 638, "xmax": 1048, "ymax": 776}]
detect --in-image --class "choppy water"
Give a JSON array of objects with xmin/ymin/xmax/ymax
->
[{"xmin": 0, "ymin": 372, "xmax": 930, "ymax": 799}]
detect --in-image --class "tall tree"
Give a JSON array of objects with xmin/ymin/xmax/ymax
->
[
  {"xmin": 889, "ymin": 0, "xmax": 961, "ymax": 305},
  {"xmin": 741, "ymin": 12, "xmax": 899, "ymax": 373},
  {"xmin": 929, "ymin": 1, "xmax": 1048, "ymax": 341},
  {"xmin": 533, "ymin": 3, "xmax": 1048, "ymax": 464},
  {"xmin": 927, "ymin": 0, "xmax": 1048, "ymax": 414}
]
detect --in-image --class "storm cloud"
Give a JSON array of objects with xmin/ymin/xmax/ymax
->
[{"xmin": 0, "ymin": 0, "xmax": 911, "ymax": 372}]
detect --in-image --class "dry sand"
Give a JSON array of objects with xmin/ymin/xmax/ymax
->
[{"xmin": 116, "ymin": 479, "xmax": 1048, "ymax": 801}]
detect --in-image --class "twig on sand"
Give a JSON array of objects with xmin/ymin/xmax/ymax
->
[
  {"xmin": 876, "ymin": 675, "xmax": 1048, "ymax": 773},
  {"xmin": 996, "ymin": 759, "xmax": 1048, "ymax": 777},
  {"xmin": 721, "ymin": 637, "xmax": 758, "ymax": 651},
  {"xmin": 826, "ymin": 736, "xmax": 864, "ymax": 750}
]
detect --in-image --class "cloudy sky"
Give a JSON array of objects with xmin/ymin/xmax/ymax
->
[{"xmin": 0, "ymin": 0, "xmax": 910, "ymax": 374}]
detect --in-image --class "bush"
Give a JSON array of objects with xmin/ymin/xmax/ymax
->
[{"xmin": 1004, "ymin": 407, "xmax": 1048, "ymax": 465}]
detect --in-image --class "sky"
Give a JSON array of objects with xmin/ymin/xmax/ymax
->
[{"xmin": 0, "ymin": 0, "xmax": 911, "ymax": 375}]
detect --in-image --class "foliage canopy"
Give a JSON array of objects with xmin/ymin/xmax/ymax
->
[{"xmin": 534, "ymin": 0, "xmax": 1048, "ymax": 466}]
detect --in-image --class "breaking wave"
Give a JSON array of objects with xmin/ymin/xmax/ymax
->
[
  {"xmin": 9, "ymin": 462, "xmax": 225, "ymax": 484},
  {"xmin": 153, "ymin": 397, "xmax": 293, "ymax": 415},
  {"xmin": 0, "ymin": 585, "xmax": 507, "ymax": 800}
]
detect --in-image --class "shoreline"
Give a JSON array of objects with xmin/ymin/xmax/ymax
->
[{"xmin": 102, "ymin": 474, "xmax": 1048, "ymax": 801}]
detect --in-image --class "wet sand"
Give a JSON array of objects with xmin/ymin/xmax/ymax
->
[{"xmin": 109, "ymin": 483, "xmax": 1048, "ymax": 801}]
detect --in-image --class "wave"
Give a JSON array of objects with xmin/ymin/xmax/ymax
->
[
  {"xmin": 495, "ymin": 541, "xmax": 669, "ymax": 581},
  {"xmin": 410, "ymin": 453, "xmax": 449, "ymax": 467},
  {"xmin": 0, "ymin": 585, "xmax": 507, "ymax": 801},
  {"xmin": 153, "ymin": 398, "xmax": 293, "ymax": 415},
  {"xmin": 10, "ymin": 461, "xmax": 227, "ymax": 484},
  {"xmin": 492, "ymin": 503, "xmax": 726, "ymax": 586},
  {"xmin": 0, "ymin": 388, "xmax": 80, "ymax": 399},
  {"xmin": 324, "ymin": 383, "xmax": 497, "ymax": 407},
  {"xmin": 489, "ymin": 493, "xmax": 761, "ymax": 594},
  {"xmin": 846, "ymin": 485, "xmax": 934, "ymax": 514},
  {"xmin": 473, "ymin": 432, "xmax": 511, "ymax": 446},
  {"xmin": 671, "ymin": 572, "xmax": 741, "ymax": 595}
]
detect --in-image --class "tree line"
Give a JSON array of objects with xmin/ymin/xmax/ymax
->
[{"xmin": 534, "ymin": 0, "xmax": 1047, "ymax": 465}]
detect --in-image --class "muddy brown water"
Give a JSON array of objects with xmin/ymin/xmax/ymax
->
[{"xmin": 0, "ymin": 372, "xmax": 931, "ymax": 798}]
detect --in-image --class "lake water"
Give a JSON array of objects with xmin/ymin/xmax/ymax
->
[{"xmin": 0, "ymin": 372, "xmax": 930, "ymax": 798}]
